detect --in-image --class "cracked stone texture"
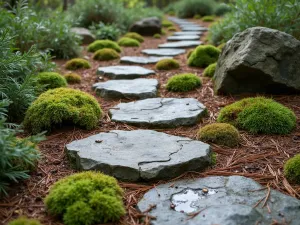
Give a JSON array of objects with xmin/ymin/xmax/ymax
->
[
  {"xmin": 167, "ymin": 35, "xmax": 200, "ymax": 41},
  {"xmin": 173, "ymin": 31, "xmax": 202, "ymax": 36},
  {"xmin": 66, "ymin": 130, "xmax": 212, "ymax": 181},
  {"xmin": 142, "ymin": 49, "xmax": 186, "ymax": 56},
  {"xmin": 159, "ymin": 41, "xmax": 202, "ymax": 49},
  {"xmin": 181, "ymin": 27, "xmax": 208, "ymax": 31},
  {"xmin": 97, "ymin": 66, "xmax": 155, "ymax": 79},
  {"xmin": 214, "ymin": 27, "xmax": 300, "ymax": 94},
  {"xmin": 92, "ymin": 79, "xmax": 159, "ymax": 99},
  {"xmin": 120, "ymin": 56, "xmax": 172, "ymax": 64},
  {"xmin": 109, "ymin": 98, "xmax": 207, "ymax": 127},
  {"xmin": 71, "ymin": 27, "xmax": 95, "ymax": 44},
  {"xmin": 137, "ymin": 176, "xmax": 300, "ymax": 225}
]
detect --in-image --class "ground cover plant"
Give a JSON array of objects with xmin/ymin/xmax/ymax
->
[
  {"xmin": 203, "ymin": 63, "xmax": 217, "ymax": 77},
  {"xmin": 166, "ymin": 73, "xmax": 201, "ymax": 92},
  {"xmin": 36, "ymin": 72, "xmax": 67, "ymax": 91},
  {"xmin": 284, "ymin": 154, "xmax": 300, "ymax": 184},
  {"xmin": 173, "ymin": 0, "xmax": 216, "ymax": 18},
  {"xmin": 87, "ymin": 40, "xmax": 121, "ymax": 53},
  {"xmin": 93, "ymin": 48, "xmax": 120, "ymax": 61},
  {"xmin": 188, "ymin": 45, "xmax": 221, "ymax": 68},
  {"xmin": 155, "ymin": 59, "xmax": 180, "ymax": 70},
  {"xmin": 118, "ymin": 37, "xmax": 140, "ymax": 47},
  {"xmin": 123, "ymin": 32, "xmax": 144, "ymax": 43},
  {"xmin": 64, "ymin": 73, "xmax": 81, "ymax": 84},
  {"xmin": 8, "ymin": 217, "xmax": 41, "ymax": 225},
  {"xmin": 65, "ymin": 58, "xmax": 91, "ymax": 70}
]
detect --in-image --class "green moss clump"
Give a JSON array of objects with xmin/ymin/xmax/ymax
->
[
  {"xmin": 217, "ymin": 43, "xmax": 226, "ymax": 50},
  {"xmin": 211, "ymin": 152, "xmax": 217, "ymax": 165},
  {"xmin": 24, "ymin": 88, "xmax": 102, "ymax": 134},
  {"xmin": 197, "ymin": 123, "xmax": 240, "ymax": 147},
  {"xmin": 153, "ymin": 33, "xmax": 161, "ymax": 39},
  {"xmin": 8, "ymin": 217, "xmax": 41, "ymax": 225},
  {"xmin": 168, "ymin": 11, "xmax": 176, "ymax": 16},
  {"xmin": 162, "ymin": 20, "xmax": 174, "ymax": 28},
  {"xmin": 193, "ymin": 14, "xmax": 201, "ymax": 19},
  {"xmin": 188, "ymin": 45, "xmax": 221, "ymax": 68},
  {"xmin": 217, "ymin": 97, "xmax": 296, "ymax": 134},
  {"xmin": 118, "ymin": 37, "xmax": 140, "ymax": 47},
  {"xmin": 187, "ymin": 49, "xmax": 194, "ymax": 59},
  {"xmin": 202, "ymin": 15, "xmax": 215, "ymax": 22},
  {"xmin": 161, "ymin": 29, "xmax": 167, "ymax": 35},
  {"xmin": 155, "ymin": 59, "xmax": 180, "ymax": 70},
  {"xmin": 64, "ymin": 73, "xmax": 81, "ymax": 84},
  {"xmin": 93, "ymin": 48, "xmax": 120, "ymax": 61},
  {"xmin": 284, "ymin": 154, "xmax": 300, "ymax": 184},
  {"xmin": 203, "ymin": 63, "xmax": 217, "ymax": 77},
  {"xmin": 166, "ymin": 73, "xmax": 201, "ymax": 92},
  {"xmin": 123, "ymin": 32, "xmax": 144, "ymax": 43},
  {"xmin": 87, "ymin": 40, "xmax": 121, "ymax": 53},
  {"xmin": 65, "ymin": 58, "xmax": 91, "ymax": 70},
  {"xmin": 45, "ymin": 171, "xmax": 126, "ymax": 225},
  {"xmin": 36, "ymin": 72, "xmax": 67, "ymax": 91},
  {"xmin": 168, "ymin": 26, "xmax": 177, "ymax": 31}
]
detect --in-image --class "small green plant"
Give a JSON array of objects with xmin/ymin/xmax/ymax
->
[
  {"xmin": 8, "ymin": 217, "xmax": 41, "ymax": 225},
  {"xmin": 175, "ymin": 0, "xmax": 216, "ymax": 18},
  {"xmin": 197, "ymin": 123, "xmax": 240, "ymax": 147},
  {"xmin": 24, "ymin": 88, "xmax": 102, "ymax": 134},
  {"xmin": 215, "ymin": 3, "xmax": 231, "ymax": 16},
  {"xmin": 211, "ymin": 152, "xmax": 217, "ymax": 165},
  {"xmin": 65, "ymin": 58, "xmax": 91, "ymax": 70},
  {"xmin": 87, "ymin": 40, "xmax": 121, "ymax": 53},
  {"xmin": 93, "ymin": 48, "xmax": 120, "ymax": 61},
  {"xmin": 188, "ymin": 45, "xmax": 221, "ymax": 68},
  {"xmin": 153, "ymin": 33, "xmax": 161, "ymax": 39},
  {"xmin": 217, "ymin": 97, "xmax": 297, "ymax": 134},
  {"xmin": 166, "ymin": 73, "xmax": 201, "ymax": 92},
  {"xmin": 123, "ymin": 32, "xmax": 144, "ymax": 43},
  {"xmin": 162, "ymin": 20, "xmax": 174, "ymax": 28},
  {"xmin": 89, "ymin": 22, "xmax": 121, "ymax": 41},
  {"xmin": 284, "ymin": 154, "xmax": 300, "ymax": 184},
  {"xmin": 155, "ymin": 59, "xmax": 180, "ymax": 70},
  {"xmin": 161, "ymin": 29, "xmax": 167, "ymax": 35},
  {"xmin": 187, "ymin": 49, "xmax": 194, "ymax": 59},
  {"xmin": 203, "ymin": 63, "xmax": 217, "ymax": 78},
  {"xmin": 217, "ymin": 43, "xmax": 226, "ymax": 50},
  {"xmin": 36, "ymin": 72, "xmax": 67, "ymax": 91},
  {"xmin": 64, "ymin": 73, "xmax": 81, "ymax": 84},
  {"xmin": 202, "ymin": 16, "xmax": 215, "ymax": 22},
  {"xmin": 45, "ymin": 171, "xmax": 126, "ymax": 225},
  {"xmin": 118, "ymin": 37, "xmax": 140, "ymax": 47},
  {"xmin": 168, "ymin": 26, "xmax": 177, "ymax": 31},
  {"xmin": 193, "ymin": 14, "xmax": 201, "ymax": 19}
]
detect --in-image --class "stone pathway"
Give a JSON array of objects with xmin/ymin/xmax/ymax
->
[
  {"xmin": 159, "ymin": 41, "xmax": 202, "ymax": 48},
  {"xmin": 97, "ymin": 65, "xmax": 155, "ymax": 79},
  {"xmin": 167, "ymin": 35, "xmax": 200, "ymax": 41},
  {"xmin": 142, "ymin": 48, "xmax": 186, "ymax": 56},
  {"xmin": 120, "ymin": 56, "xmax": 171, "ymax": 64},
  {"xmin": 173, "ymin": 31, "xmax": 203, "ymax": 36}
]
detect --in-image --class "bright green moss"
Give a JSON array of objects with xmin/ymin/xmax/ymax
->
[
  {"xmin": 168, "ymin": 26, "xmax": 177, "ymax": 31},
  {"xmin": 45, "ymin": 171, "xmax": 125, "ymax": 225},
  {"xmin": 124, "ymin": 32, "xmax": 144, "ymax": 43},
  {"xmin": 24, "ymin": 88, "xmax": 102, "ymax": 134},
  {"xmin": 93, "ymin": 48, "xmax": 120, "ymax": 61},
  {"xmin": 87, "ymin": 40, "xmax": 121, "ymax": 53},
  {"xmin": 187, "ymin": 49, "xmax": 194, "ymax": 59},
  {"xmin": 162, "ymin": 20, "xmax": 174, "ymax": 28},
  {"xmin": 65, "ymin": 58, "xmax": 91, "ymax": 70},
  {"xmin": 153, "ymin": 33, "xmax": 161, "ymax": 39},
  {"xmin": 168, "ymin": 11, "xmax": 176, "ymax": 16},
  {"xmin": 284, "ymin": 154, "xmax": 300, "ymax": 184},
  {"xmin": 197, "ymin": 123, "xmax": 240, "ymax": 147},
  {"xmin": 217, "ymin": 97, "xmax": 296, "ymax": 134},
  {"xmin": 155, "ymin": 58, "xmax": 180, "ymax": 70},
  {"xmin": 118, "ymin": 37, "xmax": 140, "ymax": 47},
  {"xmin": 36, "ymin": 72, "xmax": 67, "ymax": 91},
  {"xmin": 8, "ymin": 217, "xmax": 41, "ymax": 225},
  {"xmin": 202, "ymin": 15, "xmax": 215, "ymax": 22},
  {"xmin": 166, "ymin": 73, "xmax": 201, "ymax": 92},
  {"xmin": 188, "ymin": 45, "xmax": 221, "ymax": 68},
  {"xmin": 193, "ymin": 14, "xmax": 201, "ymax": 19},
  {"xmin": 211, "ymin": 152, "xmax": 217, "ymax": 165},
  {"xmin": 161, "ymin": 29, "xmax": 167, "ymax": 35},
  {"xmin": 203, "ymin": 63, "xmax": 217, "ymax": 77},
  {"xmin": 64, "ymin": 73, "xmax": 81, "ymax": 84},
  {"xmin": 217, "ymin": 43, "xmax": 226, "ymax": 50}
]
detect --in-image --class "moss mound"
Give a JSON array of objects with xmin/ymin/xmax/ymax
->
[
  {"xmin": 93, "ymin": 48, "xmax": 120, "ymax": 61},
  {"xmin": 187, "ymin": 49, "xmax": 194, "ymax": 59},
  {"xmin": 217, "ymin": 43, "xmax": 226, "ymax": 50},
  {"xmin": 45, "ymin": 172, "xmax": 125, "ymax": 225},
  {"xmin": 162, "ymin": 20, "xmax": 174, "ymax": 28},
  {"xmin": 168, "ymin": 26, "xmax": 177, "ymax": 31},
  {"xmin": 203, "ymin": 63, "xmax": 217, "ymax": 77},
  {"xmin": 166, "ymin": 73, "xmax": 201, "ymax": 92},
  {"xmin": 155, "ymin": 58, "xmax": 180, "ymax": 70},
  {"xmin": 284, "ymin": 154, "xmax": 300, "ymax": 184},
  {"xmin": 118, "ymin": 37, "xmax": 140, "ymax": 47},
  {"xmin": 153, "ymin": 33, "xmax": 161, "ymax": 39},
  {"xmin": 65, "ymin": 58, "xmax": 91, "ymax": 70},
  {"xmin": 36, "ymin": 72, "xmax": 67, "ymax": 91},
  {"xmin": 217, "ymin": 97, "xmax": 296, "ymax": 134},
  {"xmin": 24, "ymin": 88, "xmax": 102, "ymax": 134},
  {"xmin": 87, "ymin": 40, "xmax": 121, "ymax": 53},
  {"xmin": 188, "ymin": 45, "xmax": 221, "ymax": 68},
  {"xmin": 197, "ymin": 123, "xmax": 240, "ymax": 147},
  {"xmin": 161, "ymin": 29, "xmax": 167, "ymax": 35},
  {"xmin": 202, "ymin": 15, "xmax": 215, "ymax": 22},
  {"xmin": 8, "ymin": 217, "xmax": 41, "ymax": 225},
  {"xmin": 64, "ymin": 73, "xmax": 81, "ymax": 84},
  {"xmin": 124, "ymin": 32, "xmax": 144, "ymax": 43},
  {"xmin": 193, "ymin": 14, "xmax": 201, "ymax": 19}
]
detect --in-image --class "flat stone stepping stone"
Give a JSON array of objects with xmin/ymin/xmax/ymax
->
[
  {"xmin": 142, "ymin": 48, "xmax": 186, "ymax": 56},
  {"xmin": 167, "ymin": 35, "xmax": 200, "ymax": 41},
  {"xmin": 109, "ymin": 98, "xmax": 207, "ymax": 127},
  {"xmin": 137, "ymin": 176, "xmax": 300, "ymax": 225},
  {"xmin": 92, "ymin": 79, "xmax": 158, "ymax": 99},
  {"xmin": 97, "ymin": 66, "xmax": 155, "ymax": 79},
  {"xmin": 182, "ymin": 27, "xmax": 208, "ymax": 31},
  {"xmin": 66, "ymin": 130, "xmax": 212, "ymax": 181},
  {"xmin": 120, "ymin": 56, "xmax": 171, "ymax": 64},
  {"xmin": 159, "ymin": 41, "xmax": 201, "ymax": 49},
  {"xmin": 173, "ymin": 31, "xmax": 202, "ymax": 36}
]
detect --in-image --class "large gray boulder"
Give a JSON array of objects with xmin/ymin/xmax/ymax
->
[
  {"xmin": 129, "ymin": 17, "xmax": 161, "ymax": 36},
  {"xmin": 71, "ymin": 27, "xmax": 95, "ymax": 45},
  {"xmin": 214, "ymin": 27, "xmax": 300, "ymax": 94}
]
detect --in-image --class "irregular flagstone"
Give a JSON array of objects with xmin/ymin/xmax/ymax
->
[
  {"xmin": 159, "ymin": 41, "xmax": 201, "ymax": 49},
  {"xmin": 167, "ymin": 35, "xmax": 200, "ymax": 41},
  {"xmin": 71, "ymin": 27, "xmax": 95, "ymax": 44},
  {"xmin": 173, "ymin": 31, "xmax": 202, "ymax": 36},
  {"xmin": 182, "ymin": 27, "xmax": 208, "ymax": 31},
  {"xmin": 120, "ymin": 56, "xmax": 172, "ymax": 64},
  {"xmin": 92, "ymin": 79, "xmax": 159, "ymax": 99},
  {"xmin": 142, "ymin": 48, "xmax": 186, "ymax": 56},
  {"xmin": 97, "ymin": 65, "xmax": 155, "ymax": 79},
  {"xmin": 66, "ymin": 130, "xmax": 212, "ymax": 181},
  {"xmin": 109, "ymin": 98, "xmax": 207, "ymax": 127},
  {"xmin": 137, "ymin": 176, "xmax": 300, "ymax": 225}
]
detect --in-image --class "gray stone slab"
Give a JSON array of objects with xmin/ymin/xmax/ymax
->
[
  {"xmin": 120, "ymin": 56, "xmax": 172, "ymax": 64},
  {"xmin": 97, "ymin": 66, "xmax": 155, "ymax": 79},
  {"xmin": 137, "ymin": 176, "xmax": 300, "ymax": 225},
  {"xmin": 159, "ymin": 41, "xmax": 202, "ymax": 49},
  {"xmin": 92, "ymin": 79, "xmax": 159, "ymax": 99},
  {"xmin": 182, "ymin": 27, "xmax": 208, "ymax": 31},
  {"xmin": 142, "ymin": 48, "xmax": 186, "ymax": 56},
  {"xmin": 173, "ymin": 31, "xmax": 202, "ymax": 36},
  {"xmin": 66, "ymin": 130, "xmax": 212, "ymax": 181},
  {"xmin": 167, "ymin": 35, "xmax": 200, "ymax": 41},
  {"xmin": 109, "ymin": 98, "xmax": 207, "ymax": 127}
]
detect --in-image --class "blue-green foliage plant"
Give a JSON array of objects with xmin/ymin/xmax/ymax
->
[
  {"xmin": 89, "ymin": 22, "xmax": 121, "ymax": 41},
  {"xmin": 174, "ymin": 0, "xmax": 216, "ymax": 18}
]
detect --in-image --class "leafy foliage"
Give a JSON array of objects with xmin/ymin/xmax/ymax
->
[
  {"xmin": 284, "ymin": 154, "xmax": 300, "ymax": 184},
  {"xmin": 118, "ymin": 37, "xmax": 140, "ymax": 47},
  {"xmin": 65, "ymin": 58, "xmax": 91, "ymax": 70},
  {"xmin": 188, "ymin": 45, "xmax": 220, "ymax": 68},
  {"xmin": 215, "ymin": 3, "xmax": 231, "ymax": 16},
  {"xmin": 89, "ymin": 22, "xmax": 121, "ymax": 41},
  {"xmin": 93, "ymin": 48, "xmax": 120, "ymax": 61},
  {"xmin": 202, "ymin": 16, "xmax": 215, "ymax": 22},
  {"xmin": 155, "ymin": 59, "xmax": 180, "ymax": 70},
  {"xmin": 123, "ymin": 32, "xmax": 144, "ymax": 43},
  {"xmin": 166, "ymin": 73, "xmax": 201, "ymax": 92},
  {"xmin": 87, "ymin": 40, "xmax": 121, "ymax": 53},
  {"xmin": 8, "ymin": 217, "xmax": 41, "ymax": 225},
  {"xmin": 64, "ymin": 73, "xmax": 81, "ymax": 84},
  {"xmin": 203, "ymin": 63, "xmax": 217, "ymax": 77},
  {"xmin": 174, "ymin": 0, "xmax": 216, "ymax": 18},
  {"xmin": 36, "ymin": 72, "xmax": 67, "ymax": 91}
]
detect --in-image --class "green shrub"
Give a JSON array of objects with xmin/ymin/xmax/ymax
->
[
  {"xmin": 64, "ymin": 73, "xmax": 82, "ymax": 84},
  {"xmin": 197, "ymin": 123, "xmax": 239, "ymax": 147},
  {"xmin": 93, "ymin": 48, "xmax": 120, "ymax": 61},
  {"xmin": 124, "ymin": 32, "xmax": 144, "ymax": 43},
  {"xmin": 166, "ymin": 73, "xmax": 201, "ymax": 92},
  {"xmin": 153, "ymin": 34, "xmax": 161, "ymax": 39},
  {"xmin": 215, "ymin": 3, "xmax": 231, "ymax": 16},
  {"xmin": 155, "ymin": 59, "xmax": 180, "ymax": 70},
  {"xmin": 284, "ymin": 154, "xmax": 300, "ymax": 184},
  {"xmin": 89, "ymin": 22, "xmax": 121, "ymax": 41},
  {"xmin": 45, "ymin": 171, "xmax": 125, "ymax": 225},
  {"xmin": 175, "ymin": 0, "xmax": 216, "ymax": 18},
  {"xmin": 37, "ymin": 72, "xmax": 67, "ymax": 91},
  {"xmin": 168, "ymin": 26, "xmax": 177, "ymax": 31},
  {"xmin": 193, "ymin": 14, "xmax": 202, "ymax": 19},
  {"xmin": 202, "ymin": 16, "xmax": 215, "ymax": 22},
  {"xmin": 203, "ymin": 63, "xmax": 217, "ymax": 78},
  {"xmin": 162, "ymin": 20, "xmax": 174, "ymax": 28},
  {"xmin": 217, "ymin": 97, "xmax": 296, "ymax": 134},
  {"xmin": 188, "ymin": 45, "xmax": 221, "ymax": 68},
  {"xmin": 65, "ymin": 58, "xmax": 91, "ymax": 70},
  {"xmin": 87, "ymin": 40, "xmax": 121, "ymax": 53},
  {"xmin": 24, "ymin": 88, "xmax": 102, "ymax": 134},
  {"xmin": 118, "ymin": 37, "xmax": 140, "ymax": 47},
  {"xmin": 8, "ymin": 217, "xmax": 41, "ymax": 225}
]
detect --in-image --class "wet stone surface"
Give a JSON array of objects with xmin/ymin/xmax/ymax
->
[
  {"xmin": 142, "ymin": 48, "xmax": 186, "ymax": 56},
  {"xmin": 97, "ymin": 65, "xmax": 155, "ymax": 79},
  {"xmin": 159, "ymin": 41, "xmax": 202, "ymax": 49},
  {"xmin": 167, "ymin": 35, "xmax": 200, "ymax": 41},
  {"xmin": 120, "ymin": 56, "xmax": 172, "ymax": 64},
  {"xmin": 137, "ymin": 176, "xmax": 300, "ymax": 225}
]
